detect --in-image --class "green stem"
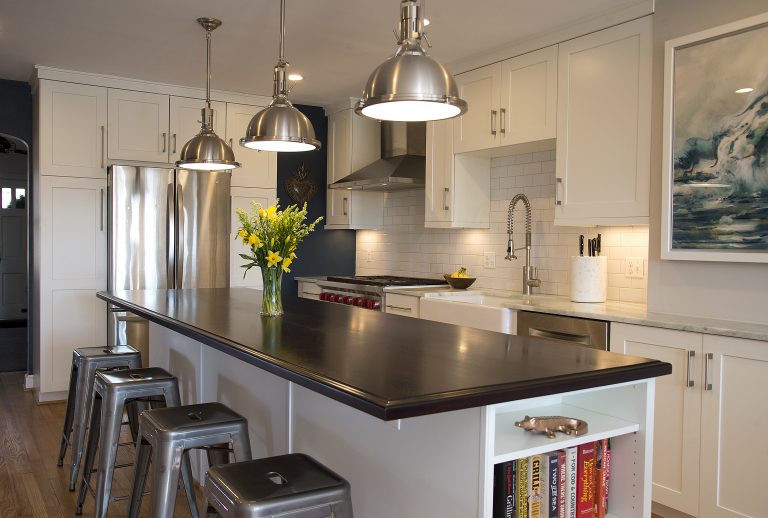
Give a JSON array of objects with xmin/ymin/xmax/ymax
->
[{"xmin": 260, "ymin": 267, "xmax": 283, "ymax": 316}]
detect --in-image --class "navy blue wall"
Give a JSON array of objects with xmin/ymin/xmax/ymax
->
[
  {"xmin": 0, "ymin": 79, "xmax": 32, "ymax": 145},
  {"xmin": 277, "ymin": 104, "xmax": 356, "ymax": 296}
]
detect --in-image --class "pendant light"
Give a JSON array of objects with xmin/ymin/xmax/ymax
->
[
  {"xmin": 240, "ymin": 0, "xmax": 320, "ymax": 152},
  {"xmin": 176, "ymin": 18, "xmax": 241, "ymax": 171},
  {"xmin": 356, "ymin": 0, "xmax": 467, "ymax": 122}
]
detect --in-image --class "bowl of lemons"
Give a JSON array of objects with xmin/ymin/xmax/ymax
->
[{"xmin": 443, "ymin": 267, "xmax": 476, "ymax": 289}]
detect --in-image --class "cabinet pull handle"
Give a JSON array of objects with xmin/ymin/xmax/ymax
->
[
  {"xmin": 555, "ymin": 177, "xmax": 563, "ymax": 206},
  {"xmin": 686, "ymin": 350, "xmax": 695, "ymax": 388},
  {"xmin": 704, "ymin": 352, "xmax": 714, "ymax": 391},
  {"xmin": 99, "ymin": 188, "xmax": 104, "ymax": 231},
  {"xmin": 385, "ymin": 305, "xmax": 412, "ymax": 312},
  {"xmin": 100, "ymin": 125, "xmax": 106, "ymax": 168},
  {"xmin": 500, "ymin": 108, "xmax": 506, "ymax": 135},
  {"xmin": 162, "ymin": 132, "xmax": 167, "ymax": 153},
  {"xmin": 343, "ymin": 197, "xmax": 348, "ymax": 216},
  {"xmin": 443, "ymin": 187, "xmax": 449, "ymax": 211},
  {"xmin": 490, "ymin": 110, "xmax": 497, "ymax": 136},
  {"xmin": 229, "ymin": 138, "xmax": 233, "ymax": 148},
  {"xmin": 172, "ymin": 133, "xmax": 177, "ymax": 154}
]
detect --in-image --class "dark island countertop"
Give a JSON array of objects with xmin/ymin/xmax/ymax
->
[{"xmin": 98, "ymin": 288, "xmax": 671, "ymax": 421}]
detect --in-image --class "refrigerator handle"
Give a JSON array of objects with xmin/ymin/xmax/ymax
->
[
  {"xmin": 166, "ymin": 183, "xmax": 175, "ymax": 288},
  {"xmin": 176, "ymin": 183, "xmax": 184, "ymax": 288}
]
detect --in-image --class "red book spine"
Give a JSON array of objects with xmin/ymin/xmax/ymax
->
[
  {"xmin": 603, "ymin": 442, "xmax": 611, "ymax": 515},
  {"xmin": 594, "ymin": 440, "xmax": 607, "ymax": 518},
  {"xmin": 576, "ymin": 442, "xmax": 596, "ymax": 518},
  {"xmin": 557, "ymin": 451, "xmax": 566, "ymax": 518}
]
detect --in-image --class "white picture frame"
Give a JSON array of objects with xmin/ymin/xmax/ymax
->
[{"xmin": 661, "ymin": 13, "xmax": 768, "ymax": 263}]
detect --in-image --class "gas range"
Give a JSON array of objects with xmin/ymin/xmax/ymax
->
[{"xmin": 316, "ymin": 275, "xmax": 447, "ymax": 311}]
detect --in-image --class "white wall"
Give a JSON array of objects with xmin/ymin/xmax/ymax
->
[
  {"xmin": 647, "ymin": 0, "xmax": 768, "ymax": 323},
  {"xmin": 357, "ymin": 149, "xmax": 650, "ymax": 304}
]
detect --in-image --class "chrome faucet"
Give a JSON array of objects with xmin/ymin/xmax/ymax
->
[{"xmin": 505, "ymin": 193, "xmax": 541, "ymax": 295}]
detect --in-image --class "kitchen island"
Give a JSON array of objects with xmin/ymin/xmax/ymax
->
[{"xmin": 99, "ymin": 288, "xmax": 671, "ymax": 518}]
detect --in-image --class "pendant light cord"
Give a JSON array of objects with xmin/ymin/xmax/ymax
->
[
  {"xmin": 205, "ymin": 27, "xmax": 212, "ymax": 108},
  {"xmin": 279, "ymin": 0, "xmax": 286, "ymax": 65}
]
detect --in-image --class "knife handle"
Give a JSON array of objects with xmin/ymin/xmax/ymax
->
[
  {"xmin": 587, "ymin": 239, "xmax": 592, "ymax": 257},
  {"xmin": 579, "ymin": 235, "xmax": 584, "ymax": 256},
  {"xmin": 596, "ymin": 234, "xmax": 601, "ymax": 256}
]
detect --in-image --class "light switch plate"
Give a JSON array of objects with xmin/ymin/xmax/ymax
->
[
  {"xmin": 626, "ymin": 257, "xmax": 644, "ymax": 279},
  {"xmin": 484, "ymin": 252, "xmax": 496, "ymax": 269}
]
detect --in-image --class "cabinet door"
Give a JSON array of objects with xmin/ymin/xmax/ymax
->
[
  {"xmin": 38, "ymin": 81, "xmax": 107, "ymax": 178},
  {"xmin": 611, "ymin": 323, "xmax": 702, "ymax": 516},
  {"xmin": 555, "ymin": 17, "xmax": 651, "ymax": 225},
  {"xmin": 230, "ymin": 187, "xmax": 276, "ymax": 289},
  {"xmin": 350, "ymin": 113, "xmax": 380, "ymax": 172},
  {"xmin": 39, "ymin": 176, "xmax": 107, "ymax": 394},
  {"xmin": 700, "ymin": 335, "xmax": 768, "ymax": 518},
  {"xmin": 108, "ymin": 89, "xmax": 170, "ymax": 163},
  {"xmin": 225, "ymin": 103, "xmax": 277, "ymax": 189},
  {"xmin": 168, "ymin": 96, "xmax": 226, "ymax": 164},
  {"xmin": 328, "ymin": 109, "xmax": 352, "ymax": 182},
  {"xmin": 453, "ymin": 64, "xmax": 501, "ymax": 153},
  {"xmin": 326, "ymin": 189, "xmax": 351, "ymax": 226},
  {"xmin": 500, "ymin": 46, "xmax": 557, "ymax": 145},
  {"xmin": 425, "ymin": 119, "xmax": 453, "ymax": 224}
]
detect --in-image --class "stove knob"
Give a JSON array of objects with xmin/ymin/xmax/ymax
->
[
  {"xmin": 334, "ymin": 294, "xmax": 344, "ymax": 303},
  {"xmin": 352, "ymin": 297, "xmax": 361, "ymax": 306},
  {"xmin": 372, "ymin": 301, "xmax": 381, "ymax": 310},
  {"xmin": 319, "ymin": 293, "xmax": 328, "ymax": 301},
  {"xmin": 343, "ymin": 296, "xmax": 352, "ymax": 305},
  {"xmin": 365, "ymin": 299, "xmax": 375, "ymax": 310}
]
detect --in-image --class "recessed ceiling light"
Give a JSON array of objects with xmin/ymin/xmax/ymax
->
[
  {"xmin": 288, "ymin": 73, "xmax": 303, "ymax": 81},
  {"xmin": 735, "ymin": 87, "xmax": 754, "ymax": 94},
  {"xmin": 423, "ymin": 18, "xmax": 430, "ymax": 26}
]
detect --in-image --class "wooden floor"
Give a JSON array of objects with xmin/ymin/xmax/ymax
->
[{"xmin": 0, "ymin": 371, "xmax": 194, "ymax": 517}]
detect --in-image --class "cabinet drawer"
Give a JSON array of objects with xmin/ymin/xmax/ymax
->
[{"xmin": 384, "ymin": 293, "xmax": 419, "ymax": 318}]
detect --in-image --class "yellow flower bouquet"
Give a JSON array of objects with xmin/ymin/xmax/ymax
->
[{"xmin": 236, "ymin": 200, "xmax": 322, "ymax": 316}]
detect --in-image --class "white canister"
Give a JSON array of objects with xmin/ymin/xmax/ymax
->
[{"xmin": 570, "ymin": 256, "xmax": 608, "ymax": 303}]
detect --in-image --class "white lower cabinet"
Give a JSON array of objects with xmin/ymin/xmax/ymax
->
[
  {"xmin": 297, "ymin": 280, "xmax": 321, "ymax": 300},
  {"xmin": 612, "ymin": 323, "xmax": 768, "ymax": 518},
  {"xmin": 383, "ymin": 293, "xmax": 420, "ymax": 318},
  {"xmin": 230, "ymin": 187, "xmax": 276, "ymax": 290},
  {"xmin": 37, "ymin": 176, "xmax": 107, "ymax": 400}
]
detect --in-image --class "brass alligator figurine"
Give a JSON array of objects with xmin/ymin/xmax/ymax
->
[{"xmin": 514, "ymin": 415, "xmax": 588, "ymax": 439}]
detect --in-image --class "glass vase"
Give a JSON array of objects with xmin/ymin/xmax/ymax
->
[{"xmin": 260, "ymin": 267, "xmax": 283, "ymax": 316}]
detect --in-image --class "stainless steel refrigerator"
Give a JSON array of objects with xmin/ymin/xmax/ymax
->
[{"xmin": 107, "ymin": 165, "xmax": 231, "ymax": 363}]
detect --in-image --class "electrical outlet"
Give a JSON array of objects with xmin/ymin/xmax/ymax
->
[
  {"xmin": 483, "ymin": 252, "xmax": 496, "ymax": 269},
  {"xmin": 626, "ymin": 257, "xmax": 644, "ymax": 279}
]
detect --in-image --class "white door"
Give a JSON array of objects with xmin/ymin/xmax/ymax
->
[
  {"xmin": 555, "ymin": 17, "xmax": 651, "ymax": 225},
  {"xmin": 168, "ymin": 96, "xmax": 226, "ymax": 164},
  {"xmin": 453, "ymin": 64, "xmax": 501, "ymax": 153},
  {"xmin": 230, "ymin": 187, "xmax": 276, "ymax": 289},
  {"xmin": 38, "ymin": 81, "xmax": 107, "ymax": 178},
  {"xmin": 39, "ymin": 176, "xmax": 107, "ymax": 394},
  {"xmin": 500, "ymin": 46, "xmax": 557, "ymax": 145},
  {"xmin": 612, "ymin": 323, "xmax": 702, "ymax": 516},
  {"xmin": 700, "ymin": 335, "xmax": 768, "ymax": 518},
  {"xmin": 107, "ymin": 89, "xmax": 170, "ymax": 163},
  {"xmin": 425, "ymin": 119, "xmax": 453, "ymax": 225},
  {"xmin": 225, "ymin": 103, "xmax": 277, "ymax": 189},
  {"xmin": 0, "ymin": 181, "xmax": 27, "ymax": 319}
]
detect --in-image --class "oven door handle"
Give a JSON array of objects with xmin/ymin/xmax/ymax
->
[{"xmin": 527, "ymin": 327, "xmax": 592, "ymax": 346}]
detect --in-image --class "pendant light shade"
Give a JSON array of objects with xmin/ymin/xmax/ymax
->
[
  {"xmin": 240, "ymin": 0, "xmax": 320, "ymax": 152},
  {"xmin": 177, "ymin": 18, "xmax": 240, "ymax": 171},
  {"xmin": 356, "ymin": 0, "xmax": 467, "ymax": 122}
]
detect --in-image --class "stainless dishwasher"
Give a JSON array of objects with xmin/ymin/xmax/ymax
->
[{"xmin": 516, "ymin": 311, "xmax": 609, "ymax": 350}]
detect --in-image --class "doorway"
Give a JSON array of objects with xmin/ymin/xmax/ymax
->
[{"xmin": 0, "ymin": 133, "xmax": 29, "ymax": 372}]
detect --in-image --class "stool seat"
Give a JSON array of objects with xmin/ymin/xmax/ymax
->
[
  {"xmin": 96, "ymin": 366, "xmax": 176, "ymax": 386},
  {"xmin": 142, "ymin": 402, "xmax": 248, "ymax": 434},
  {"xmin": 205, "ymin": 453, "xmax": 353, "ymax": 517},
  {"xmin": 73, "ymin": 345, "xmax": 139, "ymax": 358}
]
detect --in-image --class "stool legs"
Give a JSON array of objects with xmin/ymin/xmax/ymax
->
[
  {"xmin": 57, "ymin": 360, "xmax": 79, "ymax": 467},
  {"xmin": 76, "ymin": 392, "xmax": 102, "ymax": 514},
  {"xmin": 67, "ymin": 362, "xmax": 98, "ymax": 490},
  {"xmin": 93, "ymin": 389, "xmax": 125, "ymax": 518}
]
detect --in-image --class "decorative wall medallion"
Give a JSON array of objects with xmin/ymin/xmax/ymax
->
[{"xmin": 285, "ymin": 163, "xmax": 317, "ymax": 205}]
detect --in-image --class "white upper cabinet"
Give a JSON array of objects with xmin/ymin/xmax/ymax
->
[
  {"xmin": 425, "ymin": 119, "xmax": 490, "ymax": 228},
  {"xmin": 225, "ymin": 103, "xmax": 277, "ymax": 189},
  {"xmin": 168, "ymin": 96, "xmax": 226, "ymax": 164},
  {"xmin": 107, "ymin": 89, "xmax": 170, "ymax": 163},
  {"xmin": 38, "ymin": 80, "xmax": 107, "ymax": 178},
  {"xmin": 325, "ymin": 104, "xmax": 383, "ymax": 229},
  {"xmin": 555, "ymin": 17, "xmax": 651, "ymax": 226},
  {"xmin": 453, "ymin": 46, "xmax": 558, "ymax": 154}
]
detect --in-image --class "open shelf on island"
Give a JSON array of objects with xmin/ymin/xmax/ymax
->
[{"xmin": 493, "ymin": 402, "xmax": 639, "ymax": 464}]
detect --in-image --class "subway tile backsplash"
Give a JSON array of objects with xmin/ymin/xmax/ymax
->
[{"xmin": 355, "ymin": 149, "xmax": 648, "ymax": 304}]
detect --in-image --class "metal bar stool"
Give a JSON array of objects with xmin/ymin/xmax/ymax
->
[
  {"xmin": 76, "ymin": 367, "xmax": 197, "ymax": 518},
  {"xmin": 204, "ymin": 453, "xmax": 354, "ymax": 517},
  {"xmin": 128, "ymin": 402, "xmax": 252, "ymax": 518},
  {"xmin": 57, "ymin": 345, "xmax": 142, "ymax": 491}
]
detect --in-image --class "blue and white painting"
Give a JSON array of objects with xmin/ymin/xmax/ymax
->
[{"xmin": 672, "ymin": 24, "xmax": 768, "ymax": 250}]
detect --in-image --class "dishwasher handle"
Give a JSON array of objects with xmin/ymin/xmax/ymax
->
[{"xmin": 527, "ymin": 327, "xmax": 592, "ymax": 346}]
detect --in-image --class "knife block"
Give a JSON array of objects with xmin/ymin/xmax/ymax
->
[{"xmin": 570, "ymin": 256, "xmax": 607, "ymax": 303}]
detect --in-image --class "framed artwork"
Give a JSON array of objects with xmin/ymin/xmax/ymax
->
[{"xmin": 661, "ymin": 12, "xmax": 768, "ymax": 262}]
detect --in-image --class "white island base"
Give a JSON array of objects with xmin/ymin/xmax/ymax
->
[{"xmin": 150, "ymin": 322, "xmax": 656, "ymax": 518}]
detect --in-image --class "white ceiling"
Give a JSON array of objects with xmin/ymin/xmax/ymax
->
[{"xmin": 0, "ymin": 0, "xmax": 647, "ymax": 107}]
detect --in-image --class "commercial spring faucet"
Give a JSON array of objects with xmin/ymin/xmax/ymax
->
[{"xmin": 505, "ymin": 193, "xmax": 541, "ymax": 295}]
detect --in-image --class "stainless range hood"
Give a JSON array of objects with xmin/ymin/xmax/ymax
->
[{"xmin": 329, "ymin": 120, "xmax": 426, "ymax": 191}]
